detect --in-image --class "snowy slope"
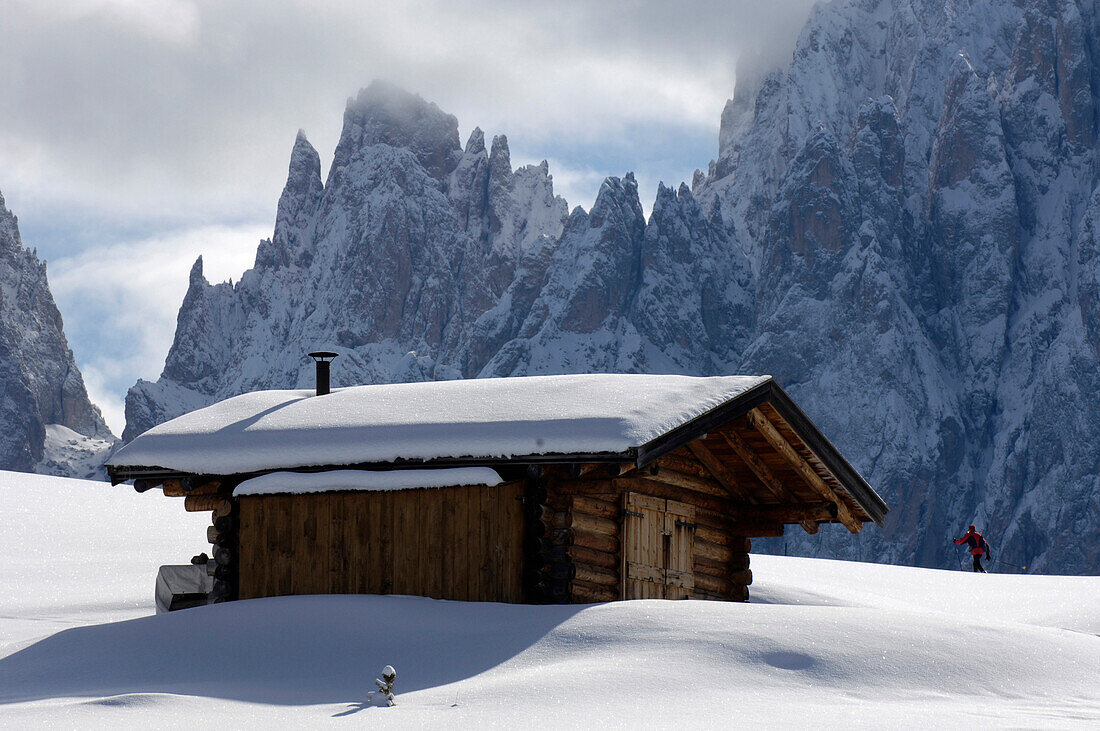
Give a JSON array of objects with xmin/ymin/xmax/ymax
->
[{"xmin": 1, "ymin": 471, "xmax": 1098, "ymax": 728}]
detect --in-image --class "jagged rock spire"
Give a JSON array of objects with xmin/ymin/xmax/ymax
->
[{"xmin": 0, "ymin": 188, "xmax": 114, "ymax": 472}]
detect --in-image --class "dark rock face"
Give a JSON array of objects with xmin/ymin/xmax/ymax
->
[
  {"xmin": 700, "ymin": 0, "xmax": 1100, "ymax": 573},
  {"xmin": 0, "ymin": 189, "xmax": 114, "ymax": 472},
  {"xmin": 129, "ymin": 1, "xmax": 1100, "ymax": 573}
]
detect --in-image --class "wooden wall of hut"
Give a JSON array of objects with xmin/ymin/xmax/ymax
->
[
  {"xmin": 536, "ymin": 465, "xmax": 757, "ymax": 604},
  {"xmin": 237, "ymin": 482, "xmax": 525, "ymax": 602}
]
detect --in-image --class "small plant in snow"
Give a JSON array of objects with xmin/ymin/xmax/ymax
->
[{"xmin": 372, "ymin": 665, "xmax": 396, "ymax": 706}]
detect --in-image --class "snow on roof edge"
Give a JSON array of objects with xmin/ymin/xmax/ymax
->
[{"xmin": 234, "ymin": 468, "xmax": 504, "ymax": 496}]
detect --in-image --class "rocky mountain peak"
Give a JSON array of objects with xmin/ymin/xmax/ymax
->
[
  {"xmin": 0, "ymin": 188, "xmax": 115, "ymax": 475},
  {"xmin": 332, "ymin": 80, "xmax": 461, "ymax": 180},
  {"xmin": 256, "ymin": 131, "xmax": 324, "ymax": 270},
  {"xmin": 465, "ymin": 127, "xmax": 486, "ymax": 156}
]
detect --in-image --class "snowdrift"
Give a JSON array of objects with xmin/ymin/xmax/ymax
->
[{"xmin": 1, "ymin": 471, "xmax": 1098, "ymax": 728}]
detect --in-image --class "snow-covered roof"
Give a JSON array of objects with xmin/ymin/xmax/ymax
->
[
  {"xmin": 108, "ymin": 373, "xmax": 771, "ymax": 476},
  {"xmin": 234, "ymin": 468, "xmax": 503, "ymax": 496}
]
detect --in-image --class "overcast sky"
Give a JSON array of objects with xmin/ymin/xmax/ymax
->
[{"xmin": 0, "ymin": 0, "xmax": 816, "ymax": 435}]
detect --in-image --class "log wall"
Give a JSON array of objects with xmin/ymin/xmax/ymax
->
[
  {"xmin": 550, "ymin": 470, "xmax": 754, "ymax": 603},
  {"xmin": 237, "ymin": 482, "xmax": 525, "ymax": 602}
]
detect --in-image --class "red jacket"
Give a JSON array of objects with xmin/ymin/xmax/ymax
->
[{"xmin": 955, "ymin": 530, "xmax": 989, "ymax": 556}]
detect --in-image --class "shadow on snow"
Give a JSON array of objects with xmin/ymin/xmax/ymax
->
[{"xmin": 0, "ymin": 594, "xmax": 586, "ymax": 706}]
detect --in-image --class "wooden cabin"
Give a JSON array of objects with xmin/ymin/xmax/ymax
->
[{"xmin": 107, "ymin": 373, "xmax": 887, "ymax": 606}]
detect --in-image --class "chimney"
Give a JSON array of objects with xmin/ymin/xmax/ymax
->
[{"xmin": 307, "ymin": 351, "xmax": 338, "ymax": 395}]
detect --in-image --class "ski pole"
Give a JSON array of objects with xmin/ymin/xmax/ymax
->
[
  {"xmin": 993, "ymin": 558, "xmax": 1027, "ymax": 571},
  {"xmin": 954, "ymin": 544, "xmax": 967, "ymax": 571}
]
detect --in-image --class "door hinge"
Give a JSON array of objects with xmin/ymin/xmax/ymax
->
[
  {"xmin": 674, "ymin": 519, "xmax": 697, "ymax": 531},
  {"xmin": 624, "ymin": 509, "xmax": 645, "ymax": 519}
]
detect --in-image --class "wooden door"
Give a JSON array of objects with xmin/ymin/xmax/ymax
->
[
  {"xmin": 663, "ymin": 500, "xmax": 695, "ymax": 599},
  {"xmin": 622, "ymin": 493, "xmax": 695, "ymax": 599}
]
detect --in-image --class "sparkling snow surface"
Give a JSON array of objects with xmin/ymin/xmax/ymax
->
[
  {"xmin": 2, "ymin": 471, "xmax": 1098, "ymax": 728},
  {"xmin": 109, "ymin": 374, "xmax": 771, "ymax": 474},
  {"xmin": 234, "ymin": 468, "xmax": 503, "ymax": 496}
]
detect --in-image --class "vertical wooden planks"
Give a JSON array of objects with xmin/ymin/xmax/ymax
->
[
  {"xmin": 440, "ymin": 486, "xmax": 457, "ymax": 599},
  {"xmin": 238, "ymin": 483, "xmax": 530, "ymax": 604},
  {"xmin": 503, "ymin": 482, "xmax": 524, "ymax": 602},
  {"xmin": 451, "ymin": 486, "xmax": 471, "ymax": 601},
  {"xmin": 379, "ymin": 491, "xmax": 394, "ymax": 595},
  {"xmin": 423, "ymin": 489, "xmax": 444, "ymax": 599},
  {"xmin": 238, "ymin": 497, "xmax": 255, "ymax": 599},
  {"xmin": 348, "ymin": 491, "xmax": 366, "ymax": 594},
  {"xmin": 489, "ymin": 485, "xmax": 505, "ymax": 601},
  {"xmin": 274, "ymin": 495, "xmax": 293, "ymax": 597},
  {"xmin": 468, "ymin": 483, "xmax": 486, "ymax": 597},
  {"xmin": 665, "ymin": 500, "xmax": 695, "ymax": 599},
  {"xmin": 623, "ymin": 493, "xmax": 697, "ymax": 599},
  {"xmin": 359, "ymin": 491, "xmax": 376, "ymax": 594},
  {"xmin": 391, "ymin": 491, "xmax": 413, "ymax": 595}
]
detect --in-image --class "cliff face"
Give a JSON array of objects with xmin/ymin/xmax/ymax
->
[
  {"xmin": 700, "ymin": 0, "xmax": 1100, "ymax": 572},
  {"xmin": 0, "ymin": 189, "xmax": 114, "ymax": 476},
  {"xmin": 128, "ymin": 0, "xmax": 1100, "ymax": 573}
]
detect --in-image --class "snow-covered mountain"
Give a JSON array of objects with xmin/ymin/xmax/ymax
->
[
  {"xmin": 0, "ymin": 189, "xmax": 115, "ymax": 477},
  {"xmin": 127, "ymin": 0, "xmax": 1100, "ymax": 574},
  {"xmin": 698, "ymin": 0, "xmax": 1100, "ymax": 574}
]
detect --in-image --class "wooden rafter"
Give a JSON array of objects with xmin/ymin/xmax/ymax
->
[
  {"xmin": 656, "ymin": 453, "xmax": 710, "ymax": 478},
  {"xmin": 685, "ymin": 440, "xmax": 756, "ymax": 503},
  {"xmin": 720, "ymin": 430, "xmax": 789, "ymax": 502},
  {"xmin": 720, "ymin": 428, "xmax": 820, "ymax": 534},
  {"xmin": 641, "ymin": 468, "xmax": 730, "ymax": 499},
  {"xmin": 747, "ymin": 408, "xmax": 862, "ymax": 533},
  {"xmin": 577, "ymin": 462, "xmax": 636, "ymax": 478}
]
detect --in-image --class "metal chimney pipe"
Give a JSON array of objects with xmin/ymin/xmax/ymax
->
[{"xmin": 307, "ymin": 351, "xmax": 338, "ymax": 395}]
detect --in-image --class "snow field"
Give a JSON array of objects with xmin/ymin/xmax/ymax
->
[{"xmin": 1, "ymin": 471, "xmax": 1098, "ymax": 728}]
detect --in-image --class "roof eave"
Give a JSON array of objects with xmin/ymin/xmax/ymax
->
[
  {"xmin": 635, "ymin": 378, "xmax": 889, "ymax": 527},
  {"xmin": 107, "ymin": 449, "xmax": 639, "ymax": 486}
]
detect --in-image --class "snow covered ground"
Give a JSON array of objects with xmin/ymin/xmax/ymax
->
[{"xmin": 1, "ymin": 471, "xmax": 1098, "ymax": 728}]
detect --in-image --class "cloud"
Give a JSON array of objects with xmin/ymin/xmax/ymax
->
[
  {"xmin": 0, "ymin": 0, "xmax": 815, "ymax": 236},
  {"xmin": 46, "ymin": 223, "xmax": 266, "ymax": 434},
  {"xmin": 1, "ymin": 0, "xmax": 817, "ymax": 431}
]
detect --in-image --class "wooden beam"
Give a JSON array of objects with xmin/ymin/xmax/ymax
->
[
  {"xmin": 748, "ymin": 408, "xmax": 862, "ymax": 534},
  {"xmin": 720, "ymin": 429, "xmax": 788, "ymax": 501},
  {"xmin": 160, "ymin": 479, "xmax": 184, "ymax": 497},
  {"xmin": 640, "ymin": 468, "xmax": 730, "ymax": 499},
  {"xmin": 579, "ymin": 462, "xmax": 636, "ymax": 478},
  {"xmin": 725, "ymin": 522, "xmax": 785, "ymax": 538},
  {"xmin": 571, "ymin": 579, "xmax": 619, "ymax": 603},
  {"xmin": 574, "ymin": 564, "xmax": 618, "ymax": 587},
  {"xmin": 184, "ymin": 495, "xmax": 231, "ymax": 513},
  {"xmin": 750, "ymin": 502, "xmax": 837, "ymax": 523},
  {"xmin": 655, "ymin": 453, "xmax": 709, "ymax": 478},
  {"xmin": 799, "ymin": 521, "xmax": 820, "ymax": 535},
  {"xmin": 571, "ymin": 495, "xmax": 619, "ymax": 520},
  {"xmin": 167, "ymin": 479, "xmax": 221, "ymax": 498},
  {"xmin": 570, "ymin": 545, "xmax": 619, "ymax": 570},
  {"xmin": 616, "ymin": 477, "xmax": 735, "ymax": 514},
  {"xmin": 572, "ymin": 512, "xmax": 618, "ymax": 537},
  {"xmin": 572, "ymin": 529, "xmax": 619, "ymax": 554},
  {"xmin": 685, "ymin": 440, "xmax": 755, "ymax": 502}
]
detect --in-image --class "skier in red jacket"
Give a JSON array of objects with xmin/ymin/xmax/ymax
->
[{"xmin": 954, "ymin": 525, "xmax": 991, "ymax": 572}]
